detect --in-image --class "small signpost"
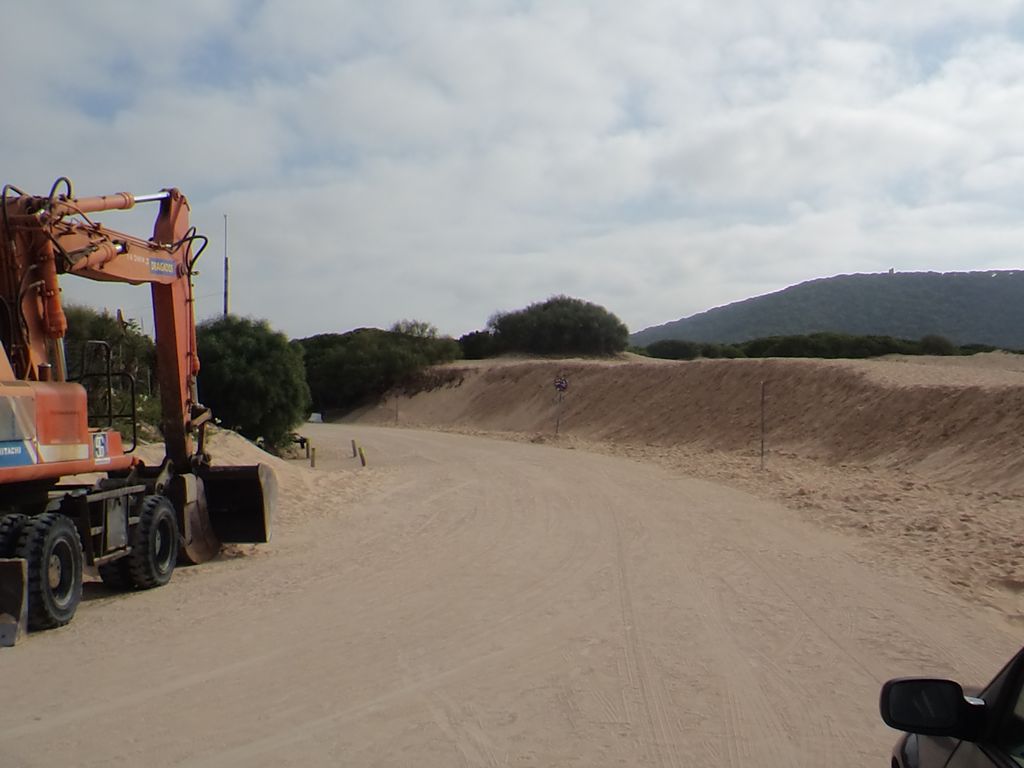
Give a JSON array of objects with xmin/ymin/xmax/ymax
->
[{"xmin": 554, "ymin": 375, "xmax": 568, "ymax": 435}]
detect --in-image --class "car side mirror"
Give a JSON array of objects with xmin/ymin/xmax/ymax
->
[{"xmin": 880, "ymin": 678, "xmax": 986, "ymax": 741}]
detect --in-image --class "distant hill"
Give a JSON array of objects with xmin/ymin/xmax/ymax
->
[{"xmin": 631, "ymin": 271, "xmax": 1024, "ymax": 349}]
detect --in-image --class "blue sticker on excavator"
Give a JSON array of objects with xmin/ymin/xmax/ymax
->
[
  {"xmin": 149, "ymin": 258, "xmax": 175, "ymax": 276},
  {"xmin": 0, "ymin": 441, "xmax": 33, "ymax": 467}
]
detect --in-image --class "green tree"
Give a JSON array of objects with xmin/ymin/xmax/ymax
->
[
  {"xmin": 389, "ymin": 319, "xmax": 461, "ymax": 363},
  {"xmin": 62, "ymin": 304, "xmax": 159, "ymax": 441},
  {"xmin": 390, "ymin": 319, "xmax": 438, "ymax": 338},
  {"xmin": 645, "ymin": 339, "xmax": 701, "ymax": 360},
  {"xmin": 459, "ymin": 330, "xmax": 497, "ymax": 359},
  {"xmin": 488, "ymin": 296, "xmax": 629, "ymax": 355},
  {"xmin": 297, "ymin": 326, "xmax": 462, "ymax": 414},
  {"xmin": 920, "ymin": 334, "xmax": 957, "ymax": 356},
  {"xmin": 63, "ymin": 304, "xmax": 155, "ymax": 385},
  {"xmin": 197, "ymin": 316, "xmax": 310, "ymax": 449}
]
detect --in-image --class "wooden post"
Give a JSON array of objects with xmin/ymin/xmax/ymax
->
[
  {"xmin": 311, "ymin": 447, "xmax": 317, "ymax": 469},
  {"xmin": 358, "ymin": 446, "xmax": 367, "ymax": 467},
  {"xmin": 351, "ymin": 439, "xmax": 358, "ymax": 458},
  {"xmin": 760, "ymin": 380, "xmax": 766, "ymax": 471},
  {"xmin": 305, "ymin": 440, "xmax": 311, "ymax": 459}
]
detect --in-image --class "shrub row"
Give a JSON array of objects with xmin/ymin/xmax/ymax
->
[{"xmin": 641, "ymin": 332, "xmax": 997, "ymax": 361}]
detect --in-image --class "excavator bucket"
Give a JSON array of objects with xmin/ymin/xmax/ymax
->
[
  {"xmin": 0, "ymin": 558, "xmax": 27, "ymax": 646},
  {"xmin": 201, "ymin": 463, "xmax": 275, "ymax": 544}
]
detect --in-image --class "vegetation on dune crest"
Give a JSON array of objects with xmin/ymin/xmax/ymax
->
[
  {"xmin": 297, "ymin": 297, "xmax": 628, "ymax": 415},
  {"xmin": 197, "ymin": 315, "xmax": 311, "ymax": 449},
  {"xmin": 458, "ymin": 329, "xmax": 498, "ymax": 360},
  {"xmin": 643, "ymin": 339, "xmax": 745, "ymax": 360},
  {"xmin": 71, "ymin": 289, "xmax": 1004, "ymax": 444},
  {"xmin": 641, "ymin": 331, "xmax": 998, "ymax": 361},
  {"xmin": 295, "ymin": 322, "xmax": 461, "ymax": 414},
  {"xmin": 460, "ymin": 296, "xmax": 629, "ymax": 358}
]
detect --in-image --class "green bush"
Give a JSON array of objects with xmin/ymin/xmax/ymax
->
[
  {"xmin": 64, "ymin": 304, "xmax": 155, "ymax": 386},
  {"xmin": 644, "ymin": 339, "xmax": 701, "ymax": 360},
  {"xmin": 297, "ymin": 326, "xmax": 462, "ymax": 414},
  {"xmin": 919, "ymin": 334, "xmax": 957, "ymax": 355},
  {"xmin": 700, "ymin": 343, "xmax": 723, "ymax": 359},
  {"xmin": 459, "ymin": 330, "xmax": 497, "ymax": 359},
  {"xmin": 488, "ymin": 296, "xmax": 628, "ymax": 356},
  {"xmin": 61, "ymin": 305, "xmax": 157, "ymax": 442},
  {"xmin": 645, "ymin": 331, "xmax": 991, "ymax": 361},
  {"xmin": 720, "ymin": 345, "xmax": 746, "ymax": 358},
  {"xmin": 738, "ymin": 332, "xmax": 920, "ymax": 359},
  {"xmin": 960, "ymin": 343, "xmax": 1000, "ymax": 354},
  {"xmin": 197, "ymin": 316, "xmax": 311, "ymax": 449}
]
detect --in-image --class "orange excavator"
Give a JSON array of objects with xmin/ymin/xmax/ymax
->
[{"xmin": 0, "ymin": 178, "xmax": 273, "ymax": 637}]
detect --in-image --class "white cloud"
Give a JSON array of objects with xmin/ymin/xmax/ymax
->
[{"xmin": 3, "ymin": 1, "xmax": 1023, "ymax": 339}]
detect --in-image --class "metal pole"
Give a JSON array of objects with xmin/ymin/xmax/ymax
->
[
  {"xmin": 222, "ymin": 214, "xmax": 230, "ymax": 316},
  {"xmin": 555, "ymin": 391, "xmax": 563, "ymax": 435}
]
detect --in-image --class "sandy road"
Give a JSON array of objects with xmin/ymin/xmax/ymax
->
[{"xmin": 0, "ymin": 424, "xmax": 1019, "ymax": 767}]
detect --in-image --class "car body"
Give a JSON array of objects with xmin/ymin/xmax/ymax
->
[{"xmin": 880, "ymin": 645, "xmax": 1024, "ymax": 767}]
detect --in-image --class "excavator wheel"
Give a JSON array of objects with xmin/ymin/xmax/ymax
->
[
  {"xmin": 126, "ymin": 496, "xmax": 179, "ymax": 588},
  {"xmin": 15, "ymin": 513, "xmax": 83, "ymax": 630},
  {"xmin": 97, "ymin": 558, "xmax": 133, "ymax": 591},
  {"xmin": 0, "ymin": 513, "xmax": 29, "ymax": 557}
]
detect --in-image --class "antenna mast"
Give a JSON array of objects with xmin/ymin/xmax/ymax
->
[{"xmin": 222, "ymin": 214, "xmax": 230, "ymax": 316}]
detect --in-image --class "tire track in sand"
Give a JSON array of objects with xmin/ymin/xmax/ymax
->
[{"xmin": 610, "ymin": 503, "xmax": 684, "ymax": 768}]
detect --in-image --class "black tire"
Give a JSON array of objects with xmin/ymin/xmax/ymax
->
[
  {"xmin": 14, "ymin": 513, "xmax": 83, "ymax": 630},
  {"xmin": 0, "ymin": 513, "xmax": 29, "ymax": 557},
  {"xmin": 97, "ymin": 557, "xmax": 133, "ymax": 590},
  {"xmin": 126, "ymin": 495, "xmax": 178, "ymax": 589}
]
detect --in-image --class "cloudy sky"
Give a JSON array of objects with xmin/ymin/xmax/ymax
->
[{"xmin": 3, "ymin": 2, "xmax": 1023, "ymax": 339}]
